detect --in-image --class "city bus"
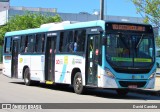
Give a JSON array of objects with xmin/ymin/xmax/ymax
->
[{"xmin": 3, "ymin": 20, "xmax": 156, "ymax": 95}]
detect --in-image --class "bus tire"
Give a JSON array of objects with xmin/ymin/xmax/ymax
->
[
  {"xmin": 73, "ymin": 72, "xmax": 85, "ymax": 94},
  {"xmin": 116, "ymin": 89, "xmax": 128, "ymax": 96},
  {"xmin": 24, "ymin": 68, "xmax": 33, "ymax": 86}
]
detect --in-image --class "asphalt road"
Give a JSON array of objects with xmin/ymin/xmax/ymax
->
[{"xmin": 0, "ymin": 72, "xmax": 160, "ymax": 112}]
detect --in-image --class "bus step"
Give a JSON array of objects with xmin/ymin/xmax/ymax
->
[{"xmin": 45, "ymin": 81, "xmax": 54, "ymax": 85}]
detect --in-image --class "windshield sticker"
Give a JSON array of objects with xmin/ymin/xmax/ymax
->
[
  {"xmin": 64, "ymin": 56, "xmax": 68, "ymax": 64},
  {"xmin": 111, "ymin": 57, "xmax": 152, "ymax": 62},
  {"xmin": 134, "ymin": 58, "xmax": 152, "ymax": 62},
  {"xmin": 111, "ymin": 57, "xmax": 132, "ymax": 62}
]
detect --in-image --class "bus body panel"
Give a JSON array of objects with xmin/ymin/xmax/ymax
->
[
  {"xmin": 30, "ymin": 55, "xmax": 45, "ymax": 82},
  {"xmin": 18, "ymin": 55, "xmax": 45, "ymax": 82},
  {"xmin": 145, "ymin": 77, "xmax": 155, "ymax": 89},
  {"xmin": 18, "ymin": 55, "xmax": 31, "ymax": 78},
  {"xmin": 3, "ymin": 55, "xmax": 12, "ymax": 77},
  {"xmin": 55, "ymin": 54, "xmax": 85, "ymax": 85},
  {"xmin": 97, "ymin": 65, "xmax": 118, "ymax": 88}
]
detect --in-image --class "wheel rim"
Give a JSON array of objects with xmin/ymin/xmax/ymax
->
[{"xmin": 75, "ymin": 77, "xmax": 82, "ymax": 91}]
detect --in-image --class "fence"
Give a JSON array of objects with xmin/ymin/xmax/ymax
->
[{"xmin": 0, "ymin": 46, "xmax": 3, "ymax": 63}]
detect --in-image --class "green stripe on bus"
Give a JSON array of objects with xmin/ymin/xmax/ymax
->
[
  {"xmin": 111, "ymin": 57, "xmax": 132, "ymax": 62},
  {"xmin": 111, "ymin": 57, "xmax": 152, "ymax": 62},
  {"xmin": 134, "ymin": 58, "xmax": 152, "ymax": 62}
]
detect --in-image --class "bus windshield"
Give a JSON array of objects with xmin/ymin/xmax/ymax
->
[{"xmin": 105, "ymin": 33, "xmax": 155, "ymax": 68}]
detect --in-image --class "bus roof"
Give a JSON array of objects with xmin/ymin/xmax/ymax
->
[
  {"xmin": 5, "ymin": 27, "xmax": 50, "ymax": 37},
  {"xmin": 5, "ymin": 20, "xmax": 152, "ymax": 37},
  {"xmin": 5, "ymin": 20, "xmax": 106, "ymax": 37}
]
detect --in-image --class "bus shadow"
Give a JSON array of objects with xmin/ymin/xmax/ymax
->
[
  {"xmin": 85, "ymin": 88, "xmax": 160, "ymax": 100},
  {"xmin": 10, "ymin": 81, "xmax": 160, "ymax": 100}
]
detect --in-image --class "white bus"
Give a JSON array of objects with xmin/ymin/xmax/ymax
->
[{"xmin": 3, "ymin": 20, "xmax": 156, "ymax": 95}]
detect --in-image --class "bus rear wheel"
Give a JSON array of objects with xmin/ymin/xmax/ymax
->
[
  {"xmin": 24, "ymin": 68, "xmax": 33, "ymax": 86},
  {"xmin": 73, "ymin": 72, "xmax": 85, "ymax": 94}
]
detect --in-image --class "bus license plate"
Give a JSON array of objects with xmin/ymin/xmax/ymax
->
[{"xmin": 128, "ymin": 85, "xmax": 137, "ymax": 88}]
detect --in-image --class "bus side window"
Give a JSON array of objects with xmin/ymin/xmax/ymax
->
[
  {"xmin": 77, "ymin": 30, "xmax": 86, "ymax": 52},
  {"xmin": 20, "ymin": 36, "xmax": 27, "ymax": 53},
  {"xmin": 59, "ymin": 32, "xmax": 64, "ymax": 52},
  {"xmin": 74, "ymin": 31, "xmax": 78, "ymax": 52},
  {"xmin": 41, "ymin": 34, "xmax": 45, "ymax": 53},
  {"xmin": 28, "ymin": 35, "xmax": 35, "ymax": 53},
  {"xmin": 4, "ymin": 37, "xmax": 12, "ymax": 53},
  {"xmin": 67, "ymin": 31, "xmax": 74, "ymax": 52},
  {"xmin": 35, "ymin": 34, "xmax": 45, "ymax": 53},
  {"xmin": 59, "ymin": 31, "xmax": 74, "ymax": 52}
]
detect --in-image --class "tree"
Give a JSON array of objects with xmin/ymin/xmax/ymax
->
[
  {"xmin": 0, "ymin": 12, "xmax": 62, "ymax": 45},
  {"xmin": 131, "ymin": 0, "xmax": 160, "ymax": 27}
]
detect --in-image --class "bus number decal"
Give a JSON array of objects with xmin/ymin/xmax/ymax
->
[
  {"xmin": 64, "ymin": 56, "xmax": 68, "ymax": 64},
  {"xmin": 56, "ymin": 59, "xmax": 63, "ymax": 64},
  {"xmin": 19, "ymin": 58, "xmax": 23, "ymax": 63},
  {"xmin": 56, "ymin": 60, "xmax": 60, "ymax": 64}
]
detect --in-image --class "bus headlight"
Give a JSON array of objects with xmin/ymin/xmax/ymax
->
[
  {"xmin": 149, "ymin": 72, "xmax": 156, "ymax": 79},
  {"xmin": 105, "ymin": 69, "xmax": 115, "ymax": 78}
]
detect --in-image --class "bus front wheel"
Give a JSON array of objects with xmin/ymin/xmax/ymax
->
[
  {"xmin": 73, "ymin": 72, "xmax": 85, "ymax": 94},
  {"xmin": 24, "ymin": 68, "xmax": 33, "ymax": 86}
]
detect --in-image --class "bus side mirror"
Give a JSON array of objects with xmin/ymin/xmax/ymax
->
[{"xmin": 102, "ymin": 38, "xmax": 107, "ymax": 45}]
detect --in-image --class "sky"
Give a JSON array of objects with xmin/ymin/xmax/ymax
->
[{"xmin": 10, "ymin": 0, "xmax": 141, "ymax": 17}]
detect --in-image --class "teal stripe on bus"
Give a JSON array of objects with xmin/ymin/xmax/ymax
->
[
  {"xmin": 5, "ymin": 27, "xmax": 50, "ymax": 37},
  {"xmin": 59, "ymin": 64, "xmax": 67, "ymax": 83},
  {"xmin": 5, "ymin": 20, "xmax": 106, "ymax": 37}
]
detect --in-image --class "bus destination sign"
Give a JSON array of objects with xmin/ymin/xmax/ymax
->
[{"xmin": 112, "ymin": 24, "xmax": 145, "ymax": 32}]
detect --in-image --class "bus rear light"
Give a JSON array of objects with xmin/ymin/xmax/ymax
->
[{"xmin": 105, "ymin": 69, "xmax": 115, "ymax": 78}]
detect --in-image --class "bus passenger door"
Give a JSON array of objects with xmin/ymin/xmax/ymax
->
[
  {"xmin": 11, "ymin": 39, "xmax": 20, "ymax": 78},
  {"xmin": 86, "ymin": 35, "xmax": 99, "ymax": 86},
  {"xmin": 45, "ymin": 35, "xmax": 57, "ymax": 82}
]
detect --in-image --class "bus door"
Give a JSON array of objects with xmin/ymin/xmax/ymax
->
[
  {"xmin": 86, "ymin": 34, "xmax": 99, "ymax": 86},
  {"xmin": 45, "ymin": 33, "xmax": 57, "ymax": 82},
  {"xmin": 11, "ymin": 37, "xmax": 20, "ymax": 78}
]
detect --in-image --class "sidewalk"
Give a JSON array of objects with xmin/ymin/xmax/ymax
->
[{"xmin": 0, "ymin": 63, "xmax": 160, "ymax": 95}]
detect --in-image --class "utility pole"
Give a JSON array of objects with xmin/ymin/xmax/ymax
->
[{"xmin": 100, "ymin": 0, "xmax": 104, "ymax": 20}]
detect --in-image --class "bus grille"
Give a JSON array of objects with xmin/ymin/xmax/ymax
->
[{"xmin": 119, "ymin": 81, "xmax": 146, "ymax": 88}]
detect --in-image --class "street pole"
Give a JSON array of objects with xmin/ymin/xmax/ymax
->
[{"xmin": 100, "ymin": 0, "xmax": 104, "ymax": 20}]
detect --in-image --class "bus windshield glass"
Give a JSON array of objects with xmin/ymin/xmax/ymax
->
[{"xmin": 105, "ymin": 33, "xmax": 155, "ymax": 68}]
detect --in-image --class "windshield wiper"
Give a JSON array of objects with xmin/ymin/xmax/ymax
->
[{"xmin": 136, "ymin": 34, "xmax": 144, "ymax": 48}]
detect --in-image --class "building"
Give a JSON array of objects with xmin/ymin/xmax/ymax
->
[
  {"xmin": 2, "ymin": 6, "xmax": 144, "ymax": 24},
  {"xmin": 0, "ymin": 0, "xmax": 9, "ymax": 25},
  {"xmin": 0, "ymin": 1, "xmax": 144, "ymax": 26}
]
